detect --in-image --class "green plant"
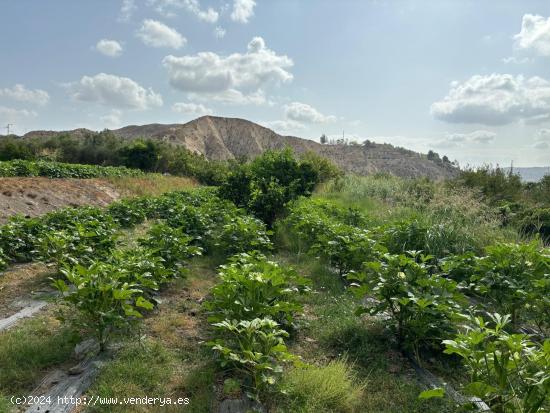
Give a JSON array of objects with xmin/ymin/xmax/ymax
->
[
  {"xmin": 208, "ymin": 318, "xmax": 296, "ymax": 400},
  {"xmin": 443, "ymin": 313, "xmax": 550, "ymax": 412},
  {"xmin": 214, "ymin": 215, "xmax": 273, "ymax": 256},
  {"xmin": 53, "ymin": 261, "xmax": 154, "ymax": 351},
  {"xmin": 470, "ymin": 241, "xmax": 549, "ymax": 329},
  {"xmin": 107, "ymin": 199, "xmax": 148, "ymax": 228},
  {"xmin": 0, "ymin": 159, "xmax": 143, "ymax": 178},
  {"xmin": 350, "ymin": 252, "xmax": 465, "ymax": 361},
  {"xmin": 204, "ymin": 252, "xmax": 310, "ymax": 327},
  {"xmin": 312, "ymin": 225, "xmax": 382, "ymax": 277},
  {"xmin": 139, "ymin": 221, "xmax": 202, "ymax": 273}
]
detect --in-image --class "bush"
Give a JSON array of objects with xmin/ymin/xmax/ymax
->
[
  {"xmin": 220, "ymin": 149, "xmax": 321, "ymax": 226},
  {"xmin": 350, "ymin": 252, "xmax": 466, "ymax": 360},
  {"xmin": 208, "ymin": 318, "xmax": 296, "ymax": 400},
  {"xmin": 53, "ymin": 260, "xmax": 155, "ymax": 351},
  {"xmin": 280, "ymin": 359, "xmax": 364, "ymax": 413}
]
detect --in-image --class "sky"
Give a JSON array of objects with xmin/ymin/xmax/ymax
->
[{"xmin": 1, "ymin": 0, "xmax": 550, "ymax": 167}]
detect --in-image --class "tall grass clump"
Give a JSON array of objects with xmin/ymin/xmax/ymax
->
[
  {"xmin": 278, "ymin": 359, "xmax": 364, "ymax": 413},
  {"xmin": 317, "ymin": 175, "xmax": 517, "ymax": 255}
]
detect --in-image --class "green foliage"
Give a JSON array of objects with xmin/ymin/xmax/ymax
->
[
  {"xmin": 0, "ymin": 247, "xmax": 6, "ymax": 271},
  {"xmin": 516, "ymin": 207, "xmax": 550, "ymax": 243},
  {"xmin": 220, "ymin": 149, "xmax": 322, "ymax": 226},
  {"xmin": 107, "ymin": 199, "xmax": 148, "ymax": 228},
  {"xmin": 204, "ymin": 252, "xmax": 310, "ymax": 327},
  {"xmin": 313, "ymin": 225, "xmax": 382, "ymax": 277},
  {"xmin": 0, "ymin": 159, "xmax": 143, "ymax": 178},
  {"xmin": 458, "ymin": 166, "xmax": 523, "ymax": 204},
  {"xmin": 443, "ymin": 313, "xmax": 550, "ymax": 412},
  {"xmin": 350, "ymin": 252, "xmax": 466, "ymax": 360},
  {"xmin": 299, "ymin": 150, "xmax": 343, "ymax": 183},
  {"xmin": 469, "ymin": 241, "xmax": 550, "ymax": 330},
  {"xmin": 279, "ymin": 359, "xmax": 364, "ymax": 413},
  {"xmin": 214, "ymin": 215, "xmax": 273, "ymax": 256},
  {"xmin": 117, "ymin": 140, "xmax": 160, "ymax": 171},
  {"xmin": 208, "ymin": 318, "xmax": 296, "ymax": 400},
  {"xmin": 53, "ymin": 260, "xmax": 155, "ymax": 351},
  {"xmin": 0, "ymin": 317, "xmax": 78, "ymax": 396},
  {"xmin": 139, "ymin": 221, "xmax": 202, "ymax": 271},
  {"xmin": 0, "ymin": 131, "xmax": 229, "ymax": 184}
]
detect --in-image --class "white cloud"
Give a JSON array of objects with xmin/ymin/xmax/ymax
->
[
  {"xmin": 433, "ymin": 130, "xmax": 496, "ymax": 149},
  {"xmin": 261, "ymin": 119, "xmax": 305, "ymax": 135},
  {"xmin": 100, "ymin": 109, "xmax": 123, "ymax": 128},
  {"xmin": 118, "ymin": 0, "xmax": 136, "ymax": 22},
  {"xmin": 231, "ymin": 0, "xmax": 256, "ymax": 23},
  {"xmin": 172, "ymin": 102, "xmax": 212, "ymax": 115},
  {"xmin": 0, "ymin": 84, "xmax": 50, "ymax": 106},
  {"xmin": 534, "ymin": 128, "xmax": 550, "ymax": 149},
  {"xmin": 514, "ymin": 14, "xmax": 550, "ymax": 56},
  {"xmin": 448, "ymin": 130, "xmax": 496, "ymax": 144},
  {"xmin": 431, "ymin": 74, "xmax": 550, "ymax": 125},
  {"xmin": 95, "ymin": 39, "xmax": 123, "ymax": 57},
  {"xmin": 69, "ymin": 73, "xmax": 163, "ymax": 110},
  {"xmin": 284, "ymin": 102, "xmax": 336, "ymax": 123},
  {"xmin": 137, "ymin": 19, "xmax": 186, "ymax": 49},
  {"xmin": 214, "ymin": 26, "xmax": 226, "ymax": 39},
  {"xmin": 502, "ymin": 56, "xmax": 531, "ymax": 64},
  {"xmin": 149, "ymin": 0, "xmax": 219, "ymax": 23},
  {"xmin": 162, "ymin": 37, "xmax": 292, "ymax": 105},
  {"xmin": 0, "ymin": 106, "xmax": 37, "ymax": 125}
]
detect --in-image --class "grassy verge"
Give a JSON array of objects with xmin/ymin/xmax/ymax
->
[
  {"xmin": 105, "ymin": 175, "xmax": 197, "ymax": 197},
  {"xmin": 0, "ymin": 315, "xmax": 80, "ymax": 410}
]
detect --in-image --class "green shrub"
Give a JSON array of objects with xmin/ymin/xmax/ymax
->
[
  {"xmin": 53, "ymin": 260, "xmax": 155, "ymax": 351},
  {"xmin": 279, "ymin": 359, "xmax": 364, "ymax": 413},
  {"xmin": 220, "ymin": 149, "xmax": 321, "ymax": 226},
  {"xmin": 350, "ymin": 252, "xmax": 466, "ymax": 360},
  {"xmin": 208, "ymin": 318, "xmax": 296, "ymax": 400}
]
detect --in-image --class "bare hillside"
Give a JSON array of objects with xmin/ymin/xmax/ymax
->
[{"xmin": 24, "ymin": 116, "xmax": 458, "ymax": 179}]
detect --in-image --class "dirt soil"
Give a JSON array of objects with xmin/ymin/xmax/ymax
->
[{"xmin": 0, "ymin": 177, "xmax": 120, "ymax": 223}]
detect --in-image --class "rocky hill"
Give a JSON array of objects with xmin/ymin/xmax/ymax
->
[{"xmin": 23, "ymin": 116, "xmax": 458, "ymax": 179}]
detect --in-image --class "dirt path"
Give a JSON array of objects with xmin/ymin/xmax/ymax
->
[
  {"xmin": 0, "ymin": 263, "xmax": 54, "ymax": 319},
  {"xmin": 0, "ymin": 178, "xmax": 120, "ymax": 223}
]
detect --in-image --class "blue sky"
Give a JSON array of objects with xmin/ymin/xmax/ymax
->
[{"xmin": 1, "ymin": 0, "xmax": 550, "ymax": 166}]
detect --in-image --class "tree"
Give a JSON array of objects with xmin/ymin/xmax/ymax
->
[
  {"xmin": 320, "ymin": 134, "xmax": 328, "ymax": 144},
  {"xmin": 117, "ymin": 140, "xmax": 160, "ymax": 171}
]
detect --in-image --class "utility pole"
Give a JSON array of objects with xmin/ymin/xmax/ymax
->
[{"xmin": 5, "ymin": 124, "xmax": 14, "ymax": 135}]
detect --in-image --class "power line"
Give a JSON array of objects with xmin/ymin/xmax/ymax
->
[{"xmin": 5, "ymin": 123, "xmax": 14, "ymax": 135}]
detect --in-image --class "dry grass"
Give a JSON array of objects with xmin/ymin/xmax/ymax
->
[{"xmin": 105, "ymin": 175, "xmax": 197, "ymax": 197}]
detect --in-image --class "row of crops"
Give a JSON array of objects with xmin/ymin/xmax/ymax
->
[
  {"xmin": 0, "ymin": 159, "xmax": 143, "ymax": 178},
  {"xmin": 0, "ymin": 188, "xmax": 303, "ymax": 405},
  {"xmin": 277, "ymin": 197, "xmax": 550, "ymax": 412}
]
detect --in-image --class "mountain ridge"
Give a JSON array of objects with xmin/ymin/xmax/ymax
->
[{"xmin": 22, "ymin": 116, "xmax": 459, "ymax": 180}]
